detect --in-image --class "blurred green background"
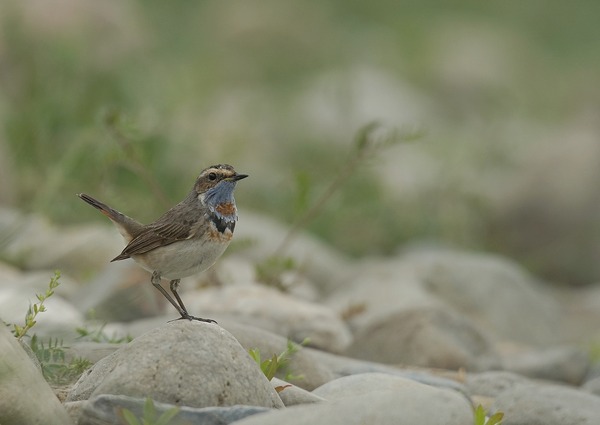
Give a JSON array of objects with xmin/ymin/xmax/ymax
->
[{"xmin": 1, "ymin": 0, "xmax": 599, "ymax": 285}]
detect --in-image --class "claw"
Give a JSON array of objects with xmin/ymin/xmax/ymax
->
[{"xmin": 169, "ymin": 314, "xmax": 217, "ymax": 324}]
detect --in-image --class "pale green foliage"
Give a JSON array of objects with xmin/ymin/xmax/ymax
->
[
  {"xmin": 4, "ymin": 271, "xmax": 92, "ymax": 384},
  {"xmin": 30, "ymin": 335, "xmax": 92, "ymax": 385},
  {"xmin": 118, "ymin": 397, "xmax": 180, "ymax": 425},
  {"xmin": 588, "ymin": 340, "xmax": 600, "ymax": 364},
  {"xmin": 76, "ymin": 322, "xmax": 133, "ymax": 344},
  {"xmin": 12, "ymin": 270, "xmax": 61, "ymax": 340},
  {"xmin": 255, "ymin": 256, "xmax": 297, "ymax": 290},
  {"xmin": 249, "ymin": 338, "xmax": 309, "ymax": 382},
  {"xmin": 273, "ymin": 122, "xmax": 421, "ymax": 257},
  {"xmin": 473, "ymin": 405, "xmax": 504, "ymax": 425}
]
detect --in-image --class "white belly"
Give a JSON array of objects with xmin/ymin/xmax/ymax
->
[{"xmin": 131, "ymin": 236, "xmax": 231, "ymax": 280}]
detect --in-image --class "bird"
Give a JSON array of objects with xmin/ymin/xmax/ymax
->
[{"xmin": 78, "ymin": 164, "xmax": 248, "ymax": 323}]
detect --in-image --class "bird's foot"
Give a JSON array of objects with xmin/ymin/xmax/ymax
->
[{"xmin": 170, "ymin": 313, "xmax": 217, "ymax": 324}]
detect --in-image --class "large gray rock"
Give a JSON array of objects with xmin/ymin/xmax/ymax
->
[
  {"xmin": 312, "ymin": 372, "xmax": 468, "ymax": 403},
  {"xmin": 403, "ymin": 248, "xmax": 563, "ymax": 345},
  {"xmin": 500, "ymin": 345, "xmax": 590, "ymax": 385},
  {"xmin": 186, "ymin": 283, "xmax": 352, "ymax": 353},
  {"xmin": 0, "ymin": 208, "xmax": 123, "ymax": 276},
  {"xmin": 325, "ymin": 259, "xmax": 438, "ymax": 329},
  {"xmin": 71, "ymin": 261, "xmax": 161, "ymax": 322},
  {"xmin": 0, "ymin": 286, "xmax": 83, "ymax": 335},
  {"xmin": 345, "ymin": 305, "xmax": 501, "ymax": 371},
  {"xmin": 491, "ymin": 383, "xmax": 600, "ymax": 425},
  {"xmin": 232, "ymin": 382, "xmax": 473, "ymax": 425},
  {"xmin": 558, "ymin": 284, "xmax": 600, "ymax": 344},
  {"xmin": 582, "ymin": 375, "xmax": 600, "ymax": 397},
  {"xmin": 63, "ymin": 342, "xmax": 123, "ymax": 364},
  {"xmin": 78, "ymin": 394, "xmax": 269, "ymax": 425},
  {"xmin": 465, "ymin": 371, "xmax": 533, "ymax": 398},
  {"xmin": 223, "ymin": 322, "xmax": 335, "ymax": 391},
  {"xmin": 67, "ymin": 321, "xmax": 283, "ymax": 409},
  {"xmin": 308, "ymin": 348, "xmax": 468, "ymax": 394},
  {"xmin": 233, "ymin": 211, "xmax": 351, "ymax": 288},
  {"xmin": 0, "ymin": 324, "xmax": 73, "ymax": 425},
  {"xmin": 271, "ymin": 378, "xmax": 325, "ymax": 406}
]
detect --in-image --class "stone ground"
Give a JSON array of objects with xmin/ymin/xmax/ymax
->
[{"xmin": 1, "ymin": 208, "xmax": 600, "ymax": 425}]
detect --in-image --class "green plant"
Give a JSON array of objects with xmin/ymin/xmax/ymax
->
[
  {"xmin": 254, "ymin": 255, "xmax": 297, "ymax": 290},
  {"xmin": 29, "ymin": 335, "xmax": 92, "ymax": 385},
  {"xmin": 473, "ymin": 405, "xmax": 504, "ymax": 425},
  {"xmin": 274, "ymin": 122, "xmax": 421, "ymax": 256},
  {"xmin": 255, "ymin": 123, "xmax": 421, "ymax": 287},
  {"xmin": 118, "ymin": 397, "xmax": 180, "ymax": 425},
  {"xmin": 11, "ymin": 270, "xmax": 61, "ymax": 340},
  {"xmin": 588, "ymin": 340, "xmax": 600, "ymax": 364},
  {"xmin": 4, "ymin": 270, "xmax": 93, "ymax": 384},
  {"xmin": 249, "ymin": 338, "xmax": 309, "ymax": 382},
  {"xmin": 76, "ymin": 322, "xmax": 133, "ymax": 344}
]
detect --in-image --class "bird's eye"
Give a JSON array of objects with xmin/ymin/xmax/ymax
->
[{"xmin": 208, "ymin": 172, "xmax": 217, "ymax": 181}]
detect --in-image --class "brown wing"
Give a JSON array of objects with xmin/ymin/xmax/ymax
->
[{"xmin": 111, "ymin": 219, "xmax": 204, "ymax": 261}]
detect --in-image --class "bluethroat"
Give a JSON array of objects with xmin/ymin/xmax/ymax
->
[{"xmin": 78, "ymin": 164, "xmax": 248, "ymax": 323}]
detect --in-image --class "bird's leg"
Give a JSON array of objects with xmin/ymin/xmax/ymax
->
[
  {"xmin": 169, "ymin": 278, "xmax": 217, "ymax": 324},
  {"xmin": 169, "ymin": 279, "xmax": 187, "ymax": 311},
  {"xmin": 151, "ymin": 271, "xmax": 188, "ymax": 318}
]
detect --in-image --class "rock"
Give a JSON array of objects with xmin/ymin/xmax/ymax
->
[
  {"xmin": 232, "ymin": 384, "xmax": 473, "ymax": 425},
  {"xmin": 72, "ymin": 261, "xmax": 164, "ymax": 322},
  {"xmin": 0, "ymin": 208, "xmax": 124, "ymax": 277},
  {"xmin": 345, "ymin": 305, "xmax": 501, "ymax": 371},
  {"xmin": 78, "ymin": 394, "xmax": 269, "ymax": 425},
  {"xmin": 465, "ymin": 371, "xmax": 533, "ymax": 397},
  {"xmin": 307, "ymin": 349, "xmax": 468, "ymax": 395},
  {"xmin": 0, "ymin": 286, "xmax": 83, "ymax": 338},
  {"xmin": 67, "ymin": 321, "xmax": 284, "ymax": 409},
  {"xmin": 215, "ymin": 255, "xmax": 321, "ymax": 302},
  {"xmin": 0, "ymin": 265, "xmax": 83, "ymax": 332},
  {"xmin": 223, "ymin": 322, "xmax": 336, "ymax": 391},
  {"xmin": 64, "ymin": 401, "xmax": 86, "ymax": 424},
  {"xmin": 0, "ymin": 324, "xmax": 73, "ymax": 425},
  {"xmin": 0, "ymin": 264, "xmax": 79, "ymax": 299},
  {"xmin": 325, "ymin": 259, "xmax": 439, "ymax": 329},
  {"xmin": 402, "ymin": 247, "xmax": 563, "ymax": 345},
  {"xmin": 233, "ymin": 211, "xmax": 351, "ymax": 289},
  {"xmin": 271, "ymin": 378, "xmax": 325, "ymax": 405},
  {"xmin": 483, "ymin": 127, "xmax": 600, "ymax": 285},
  {"xmin": 186, "ymin": 283, "xmax": 352, "ymax": 353},
  {"xmin": 63, "ymin": 342, "xmax": 123, "ymax": 364},
  {"xmin": 500, "ymin": 345, "xmax": 590, "ymax": 385},
  {"xmin": 312, "ymin": 372, "xmax": 468, "ymax": 404},
  {"xmin": 110, "ymin": 318, "xmax": 335, "ymax": 392},
  {"xmin": 582, "ymin": 376, "xmax": 600, "ymax": 396},
  {"xmin": 558, "ymin": 284, "xmax": 600, "ymax": 344},
  {"xmin": 491, "ymin": 383, "xmax": 600, "ymax": 425}
]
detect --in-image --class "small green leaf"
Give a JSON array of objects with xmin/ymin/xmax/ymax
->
[
  {"xmin": 248, "ymin": 348, "xmax": 261, "ymax": 364},
  {"xmin": 473, "ymin": 405, "xmax": 486, "ymax": 425},
  {"xmin": 119, "ymin": 408, "xmax": 142, "ymax": 425},
  {"xmin": 260, "ymin": 358, "xmax": 271, "ymax": 373},
  {"xmin": 155, "ymin": 407, "xmax": 180, "ymax": 425},
  {"xmin": 263, "ymin": 354, "xmax": 279, "ymax": 380},
  {"xmin": 486, "ymin": 411, "xmax": 504, "ymax": 425},
  {"xmin": 284, "ymin": 372, "xmax": 305, "ymax": 381},
  {"xmin": 142, "ymin": 397, "xmax": 157, "ymax": 421}
]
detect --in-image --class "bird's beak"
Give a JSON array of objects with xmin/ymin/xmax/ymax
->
[{"xmin": 233, "ymin": 173, "xmax": 249, "ymax": 181}]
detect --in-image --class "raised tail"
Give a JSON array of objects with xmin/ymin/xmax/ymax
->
[{"xmin": 77, "ymin": 193, "xmax": 144, "ymax": 243}]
